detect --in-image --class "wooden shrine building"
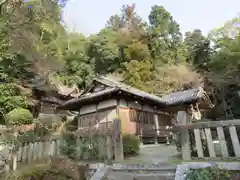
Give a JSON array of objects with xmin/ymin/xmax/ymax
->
[
  {"xmin": 27, "ymin": 75, "xmax": 81, "ymax": 118},
  {"xmin": 57, "ymin": 76, "xmax": 213, "ymax": 143}
]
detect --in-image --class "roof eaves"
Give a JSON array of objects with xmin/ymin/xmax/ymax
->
[
  {"xmin": 162, "ymin": 88, "xmax": 202, "ymax": 106},
  {"xmin": 95, "ymin": 76, "xmax": 167, "ymax": 105},
  {"xmin": 57, "ymin": 87, "xmax": 119, "ymax": 110},
  {"xmin": 94, "ymin": 76, "xmax": 117, "ymax": 88}
]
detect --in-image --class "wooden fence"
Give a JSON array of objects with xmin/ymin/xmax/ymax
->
[
  {"xmin": 3, "ymin": 118, "xmax": 123, "ymax": 172},
  {"xmin": 170, "ymin": 118, "xmax": 240, "ymax": 160},
  {"xmin": 7, "ymin": 136, "xmax": 61, "ymax": 171},
  {"xmin": 72, "ymin": 118, "xmax": 123, "ymax": 164}
]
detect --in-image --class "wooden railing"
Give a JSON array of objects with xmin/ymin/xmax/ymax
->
[
  {"xmin": 169, "ymin": 119, "xmax": 240, "ymax": 160},
  {"xmin": 1, "ymin": 118, "xmax": 123, "ymax": 175},
  {"xmin": 6, "ymin": 136, "xmax": 61, "ymax": 171}
]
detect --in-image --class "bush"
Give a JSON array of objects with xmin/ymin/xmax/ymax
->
[
  {"xmin": 185, "ymin": 167, "xmax": 233, "ymax": 180},
  {"xmin": 60, "ymin": 133, "xmax": 77, "ymax": 160},
  {"xmin": 5, "ymin": 164, "xmax": 76, "ymax": 180},
  {"xmin": 122, "ymin": 133, "xmax": 140, "ymax": 156},
  {"xmin": 60, "ymin": 134, "xmax": 100, "ymax": 160},
  {"xmin": 61, "ymin": 133, "xmax": 140, "ymax": 159},
  {"xmin": 5, "ymin": 108, "xmax": 34, "ymax": 125}
]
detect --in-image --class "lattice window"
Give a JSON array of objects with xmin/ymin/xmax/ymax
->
[
  {"xmin": 129, "ymin": 109, "xmax": 137, "ymax": 122},
  {"xmin": 129, "ymin": 109, "xmax": 154, "ymax": 124}
]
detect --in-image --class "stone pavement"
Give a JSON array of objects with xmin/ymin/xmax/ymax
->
[
  {"xmin": 123, "ymin": 144, "xmax": 180, "ymax": 164},
  {"xmin": 105, "ymin": 144, "xmax": 180, "ymax": 180}
]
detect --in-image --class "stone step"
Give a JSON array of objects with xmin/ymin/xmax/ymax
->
[
  {"xmin": 106, "ymin": 169, "xmax": 176, "ymax": 180},
  {"xmin": 88, "ymin": 163, "xmax": 177, "ymax": 180},
  {"xmin": 107, "ymin": 171, "xmax": 175, "ymax": 180},
  {"xmin": 111, "ymin": 163, "xmax": 177, "ymax": 170}
]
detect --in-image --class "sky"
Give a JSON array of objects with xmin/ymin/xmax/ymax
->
[{"xmin": 63, "ymin": 0, "xmax": 240, "ymax": 36}]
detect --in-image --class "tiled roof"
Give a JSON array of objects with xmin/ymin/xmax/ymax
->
[
  {"xmin": 57, "ymin": 76, "xmax": 212, "ymax": 110},
  {"xmin": 60, "ymin": 87, "xmax": 119, "ymax": 106},
  {"xmin": 94, "ymin": 76, "xmax": 166, "ymax": 105},
  {"xmin": 162, "ymin": 87, "xmax": 205, "ymax": 105},
  {"xmin": 30, "ymin": 75, "xmax": 81, "ymax": 97}
]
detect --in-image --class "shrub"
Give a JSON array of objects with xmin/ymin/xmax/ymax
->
[
  {"xmin": 60, "ymin": 134, "xmax": 100, "ymax": 160},
  {"xmin": 5, "ymin": 108, "xmax": 33, "ymax": 125},
  {"xmin": 122, "ymin": 133, "xmax": 140, "ymax": 156},
  {"xmin": 6, "ymin": 164, "xmax": 49, "ymax": 180},
  {"xmin": 5, "ymin": 164, "xmax": 76, "ymax": 180},
  {"xmin": 185, "ymin": 167, "xmax": 232, "ymax": 180},
  {"xmin": 0, "ymin": 83, "xmax": 28, "ymax": 115},
  {"xmin": 61, "ymin": 133, "xmax": 140, "ymax": 159},
  {"xmin": 60, "ymin": 133, "xmax": 77, "ymax": 160}
]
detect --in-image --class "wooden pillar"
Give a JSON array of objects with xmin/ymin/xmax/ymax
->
[
  {"xmin": 56, "ymin": 139, "xmax": 60, "ymax": 155},
  {"xmin": 177, "ymin": 111, "xmax": 191, "ymax": 160},
  {"xmin": 22, "ymin": 143, "xmax": 27, "ymax": 163},
  {"xmin": 12, "ymin": 153, "xmax": 17, "ymax": 171},
  {"xmin": 40, "ymin": 102, "xmax": 43, "ymax": 113},
  {"xmin": 32, "ymin": 142, "xmax": 36, "ymax": 161},
  {"xmin": 114, "ymin": 118, "xmax": 124, "ymax": 162},
  {"xmin": 105, "ymin": 113, "xmax": 113, "ymax": 165},
  {"xmin": 154, "ymin": 114, "xmax": 159, "ymax": 144},
  {"xmin": 76, "ymin": 113, "xmax": 82, "ymax": 160},
  {"xmin": 106, "ymin": 135, "xmax": 113, "ymax": 165},
  {"xmin": 4, "ymin": 161, "xmax": 10, "ymax": 177},
  {"xmin": 170, "ymin": 114, "xmax": 177, "ymax": 143},
  {"xmin": 76, "ymin": 135, "xmax": 81, "ymax": 160},
  {"xmin": 78, "ymin": 115, "xmax": 81, "ymax": 130},
  {"xmin": 7, "ymin": 152, "xmax": 11, "ymax": 171},
  {"xmin": 28, "ymin": 143, "xmax": 34, "ymax": 164}
]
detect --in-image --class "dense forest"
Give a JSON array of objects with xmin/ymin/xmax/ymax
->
[{"xmin": 1, "ymin": 0, "xmax": 240, "ymax": 120}]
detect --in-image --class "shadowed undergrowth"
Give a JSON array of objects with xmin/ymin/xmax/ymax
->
[{"xmin": 2, "ymin": 156, "xmax": 89, "ymax": 180}]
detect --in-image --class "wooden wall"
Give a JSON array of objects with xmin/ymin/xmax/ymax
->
[
  {"xmin": 76, "ymin": 98, "xmax": 172, "ymax": 136},
  {"xmin": 117, "ymin": 99, "xmax": 171, "ymax": 136},
  {"xmin": 78, "ymin": 99, "xmax": 118, "ymax": 128}
]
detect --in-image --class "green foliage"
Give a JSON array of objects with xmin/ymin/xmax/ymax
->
[
  {"xmin": 5, "ymin": 164, "xmax": 75, "ymax": 180},
  {"xmin": 5, "ymin": 108, "xmax": 33, "ymax": 125},
  {"xmin": 0, "ymin": 0, "xmax": 66, "ymax": 76},
  {"xmin": 0, "ymin": 54, "xmax": 35, "ymax": 82},
  {"xmin": 58, "ymin": 33, "xmax": 95, "ymax": 88},
  {"xmin": 184, "ymin": 29, "xmax": 212, "ymax": 68},
  {"xmin": 122, "ymin": 60, "xmax": 154, "ymax": 92},
  {"xmin": 87, "ymin": 29, "xmax": 121, "ymax": 74},
  {"xmin": 60, "ymin": 134, "xmax": 101, "ymax": 160},
  {"xmin": 60, "ymin": 133, "xmax": 77, "ymax": 159},
  {"xmin": 0, "ymin": 84, "xmax": 27, "ymax": 115},
  {"xmin": 148, "ymin": 5, "xmax": 182, "ymax": 64},
  {"xmin": 1, "ymin": 0, "xmax": 240, "ymax": 123},
  {"xmin": 185, "ymin": 167, "xmax": 232, "ymax": 180},
  {"xmin": 61, "ymin": 133, "xmax": 141, "ymax": 160},
  {"xmin": 122, "ymin": 134, "xmax": 140, "ymax": 156}
]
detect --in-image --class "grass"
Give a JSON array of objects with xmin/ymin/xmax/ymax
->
[
  {"xmin": 1, "ymin": 163, "xmax": 49, "ymax": 180},
  {"xmin": 4, "ymin": 163, "xmax": 80, "ymax": 180}
]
